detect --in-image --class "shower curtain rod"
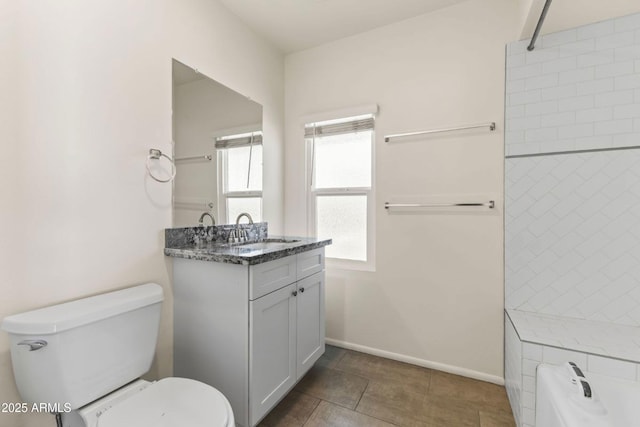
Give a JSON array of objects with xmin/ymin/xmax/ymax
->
[{"xmin": 527, "ymin": 0, "xmax": 553, "ymax": 51}]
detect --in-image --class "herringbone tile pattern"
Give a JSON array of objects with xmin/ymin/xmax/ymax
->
[{"xmin": 506, "ymin": 149, "xmax": 640, "ymax": 326}]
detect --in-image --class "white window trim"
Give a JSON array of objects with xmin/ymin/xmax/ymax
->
[
  {"xmin": 211, "ymin": 122, "xmax": 262, "ymax": 139},
  {"xmin": 305, "ymin": 132, "xmax": 376, "ymax": 272},
  {"xmin": 217, "ymin": 149, "xmax": 263, "ymax": 224},
  {"xmin": 300, "ymin": 104, "xmax": 378, "ymax": 126}
]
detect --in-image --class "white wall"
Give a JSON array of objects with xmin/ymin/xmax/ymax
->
[
  {"xmin": 0, "ymin": 2, "xmax": 23, "ymax": 423},
  {"xmin": 285, "ymin": 0, "xmax": 520, "ymax": 382},
  {"xmin": 173, "ymin": 77, "xmax": 262, "ymax": 227},
  {"xmin": 0, "ymin": 1, "xmax": 283, "ymax": 426}
]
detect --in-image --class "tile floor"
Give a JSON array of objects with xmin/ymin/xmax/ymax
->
[{"xmin": 259, "ymin": 346, "xmax": 516, "ymax": 427}]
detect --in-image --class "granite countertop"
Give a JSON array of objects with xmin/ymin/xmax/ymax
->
[{"xmin": 164, "ymin": 235, "xmax": 332, "ymax": 265}]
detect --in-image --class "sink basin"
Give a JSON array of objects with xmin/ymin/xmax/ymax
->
[
  {"xmin": 236, "ymin": 238, "xmax": 301, "ymax": 252},
  {"xmin": 190, "ymin": 238, "xmax": 302, "ymax": 252},
  {"xmin": 261, "ymin": 238, "xmax": 301, "ymax": 244},
  {"xmin": 194, "ymin": 241, "xmax": 233, "ymax": 250}
]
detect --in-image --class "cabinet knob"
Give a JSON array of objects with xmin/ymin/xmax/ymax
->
[
  {"xmin": 299, "ymin": 287, "xmax": 305, "ymax": 293},
  {"xmin": 292, "ymin": 291, "xmax": 298, "ymax": 297}
]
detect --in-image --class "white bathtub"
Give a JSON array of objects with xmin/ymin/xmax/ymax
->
[{"xmin": 536, "ymin": 363, "xmax": 640, "ymax": 427}]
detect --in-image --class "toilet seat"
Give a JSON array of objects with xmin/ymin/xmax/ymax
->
[{"xmin": 96, "ymin": 377, "xmax": 234, "ymax": 427}]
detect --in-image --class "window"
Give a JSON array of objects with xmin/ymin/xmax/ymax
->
[
  {"xmin": 306, "ymin": 115, "xmax": 375, "ymax": 269},
  {"xmin": 216, "ymin": 131, "xmax": 263, "ymax": 223}
]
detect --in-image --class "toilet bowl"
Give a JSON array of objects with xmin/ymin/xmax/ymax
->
[
  {"xmin": 66, "ymin": 378, "xmax": 234, "ymax": 427},
  {"xmin": 1, "ymin": 283, "xmax": 234, "ymax": 427}
]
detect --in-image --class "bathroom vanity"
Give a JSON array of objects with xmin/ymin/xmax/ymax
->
[{"xmin": 165, "ymin": 225, "xmax": 331, "ymax": 427}]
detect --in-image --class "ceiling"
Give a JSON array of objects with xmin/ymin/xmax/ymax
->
[{"xmin": 217, "ymin": 0, "xmax": 468, "ymax": 53}]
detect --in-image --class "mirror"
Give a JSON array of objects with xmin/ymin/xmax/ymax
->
[{"xmin": 172, "ymin": 60, "xmax": 263, "ymax": 227}]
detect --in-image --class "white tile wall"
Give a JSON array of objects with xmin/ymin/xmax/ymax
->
[
  {"xmin": 506, "ymin": 310, "xmax": 640, "ymax": 362},
  {"xmin": 506, "ymin": 12, "xmax": 640, "ymax": 156},
  {"xmin": 521, "ymin": 342, "xmax": 542, "ymax": 427},
  {"xmin": 505, "ymin": 149, "xmax": 640, "ymax": 326},
  {"xmin": 587, "ymin": 355, "xmax": 638, "ymax": 380},
  {"xmin": 504, "ymin": 15, "xmax": 640, "ymax": 425},
  {"xmin": 505, "ymin": 316, "xmax": 523, "ymax": 426}
]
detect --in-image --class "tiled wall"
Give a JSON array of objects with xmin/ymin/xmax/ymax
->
[
  {"xmin": 507, "ymin": 309, "xmax": 640, "ymax": 361},
  {"xmin": 506, "ymin": 13, "xmax": 640, "ymax": 157},
  {"xmin": 504, "ymin": 317, "xmax": 522, "ymax": 426},
  {"xmin": 505, "ymin": 12, "xmax": 640, "ymax": 326},
  {"xmin": 505, "ymin": 13, "xmax": 640, "ymax": 427},
  {"xmin": 505, "ymin": 149, "xmax": 640, "ymax": 325}
]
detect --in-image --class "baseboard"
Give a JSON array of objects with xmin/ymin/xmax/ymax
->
[{"xmin": 325, "ymin": 338, "xmax": 505, "ymax": 386}]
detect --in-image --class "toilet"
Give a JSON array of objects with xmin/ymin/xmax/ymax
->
[
  {"xmin": 536, "ymin": 363, "xmax": 611, "ymax": 427},
  {"xmin": 1, "ymin": 283, "xmax": 234, "ymax": 427}
]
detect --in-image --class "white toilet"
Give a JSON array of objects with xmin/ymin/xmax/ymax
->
[
  {"xmin": 1, "ymin": 283, "xmax": 235, "ymax": 427},
  {"xmin": 536, "ymin": 363, "xmax": 611, "ymax": 427}
]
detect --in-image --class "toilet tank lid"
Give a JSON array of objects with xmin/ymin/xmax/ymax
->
[{"xmin": 1, "ymin": 283, "xmax": 163, "ymax": 335}]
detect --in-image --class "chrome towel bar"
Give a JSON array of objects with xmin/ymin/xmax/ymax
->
[
  {"xmin": 174, "ymin": 200, "xmax": 215, "ymax": 210},
  {"xmin": 175, "ymin": 154, "xmax": 212, "ymax": 162},
  {"xmin": 385, "ymin": 201, "xmax": 495, "ymax": 209},
  {"xmin": 384, "ymin": 122, "xmax": 496, "ymax": 142}
]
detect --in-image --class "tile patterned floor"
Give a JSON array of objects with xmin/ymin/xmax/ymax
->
[{"xmin": 259, "ymin": 345, "xmax": 516, "ymax": 427}]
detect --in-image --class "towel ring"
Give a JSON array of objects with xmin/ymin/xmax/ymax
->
[{"xmin": 146, "ymin": 149, "xmax": 176, "ymax": 183}]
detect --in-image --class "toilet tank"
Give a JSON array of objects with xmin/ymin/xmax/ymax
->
[
  {"xmin": 536, "ymin": 363, "xmax": 612, "ymax": 427},
  {"xmin": 1, "ymin": 283, "xmax": 163, "ymax": 410}
]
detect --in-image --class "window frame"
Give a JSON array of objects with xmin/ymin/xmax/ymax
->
[
  {"xmin": 306, "ymin": 125, "xmax": 376, "ymax": 272},
  {"xmin": 217, "ymin": 145, "xmax": 263, "ymax": 224}
]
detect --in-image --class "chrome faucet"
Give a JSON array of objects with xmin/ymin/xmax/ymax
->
[
  {"xmin": 198, "ymin": 212, "xmax": 215, "ymax": 227},
  {"xmin": 229, "ymin": 212, "xmax": 254, "ymax": 243},
  {"xmin": 235, "ymin": 213, "xmax": 254, "ymax": 226}
]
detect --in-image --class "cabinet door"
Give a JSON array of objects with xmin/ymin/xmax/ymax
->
[
  {"xmin": 249, "ymin": 283, "xmax": 297, "ymax": 425},
  {"xmin": 296, "ymin": 272, "xmax": 325, "ymax": 378}
]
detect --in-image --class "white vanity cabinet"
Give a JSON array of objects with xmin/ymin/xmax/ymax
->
[
  {"xmin": 173, "ymin": 247, "xmax": 325, "ymax": 427},
  {"xmin": 294, "ymin": 271, "xmax": 325, "ymax": 373}
]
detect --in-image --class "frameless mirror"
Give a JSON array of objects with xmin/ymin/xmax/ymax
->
[{"xmin": 172, "ymin": 60, "xmax": 263, "ymax": 227}]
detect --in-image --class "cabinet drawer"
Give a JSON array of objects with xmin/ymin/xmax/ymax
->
[
  {"xmin": 250, "ymin": 255, "xmax": 297, "ymax": 300},
  {"xmin": 296, "ymin": 248, "xmax": 324, "ymax": 280}
]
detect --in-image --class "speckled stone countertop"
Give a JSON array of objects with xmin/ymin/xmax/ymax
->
[{"xmin": 164, "ymin": 225, "xmax": 331, "ymax": 265}]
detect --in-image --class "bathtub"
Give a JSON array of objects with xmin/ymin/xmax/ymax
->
[{"xmin": 536, "ymin": 363, "xmax": 640, "ymax": 427}]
